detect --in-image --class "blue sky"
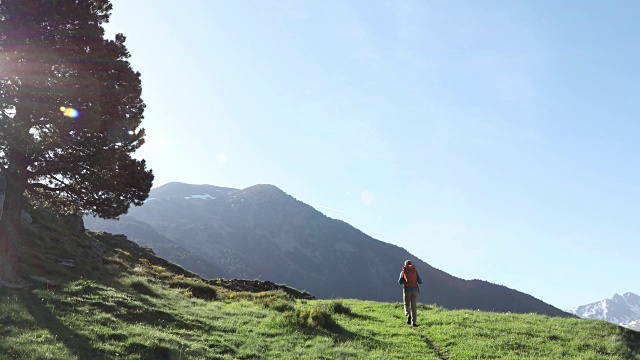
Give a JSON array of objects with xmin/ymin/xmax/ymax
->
[{"xmin": 105, "ymin": 0, "xmax": 639, "ymax": 310}]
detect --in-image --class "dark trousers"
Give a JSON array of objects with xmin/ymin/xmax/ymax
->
[{"xmin": 403, "ymin": 290, "xmax": 418, "ymax": 322}]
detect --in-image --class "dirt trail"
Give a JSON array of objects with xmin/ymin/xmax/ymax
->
[{"xmin": 412, "ymin": 326, "xmax": 451, "ymax": 360}]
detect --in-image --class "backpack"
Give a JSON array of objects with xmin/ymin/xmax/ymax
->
[{"xmin": 402, "ymin": 264, "xmax": 418, "ymax": 288}]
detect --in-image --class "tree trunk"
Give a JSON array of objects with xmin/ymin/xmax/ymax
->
[{"xmin": 0, "ymin": 171, "xmax": 26, "ymax": 286}]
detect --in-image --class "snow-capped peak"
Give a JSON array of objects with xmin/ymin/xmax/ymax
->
[{"xmin": 566, "ymin": 292, "xmax": 640, "ymax": 332}]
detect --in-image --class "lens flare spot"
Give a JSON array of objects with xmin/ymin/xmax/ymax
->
[
  {"xmin": 360, "ymin": 190, "xmax": 374, "ymax": 206},
  {"xmin": 216, "ymin": 153, "xmax": 229, "ymax": 164},
  {"xmin": 59, "ymin": 106, "xmax": 79, "ymax": 118}
]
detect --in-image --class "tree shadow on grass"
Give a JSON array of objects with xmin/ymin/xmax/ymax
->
[
  {"xmin": 342, "ymin": 312, "xmax": 377, "ymax": 322},
  {"xmin": 15, "ymin": 288, "xmax": 111, "ymax": 359},
  {"xmin": 319, "ymin": 320, "xmax": 387, "ymax": 350}
]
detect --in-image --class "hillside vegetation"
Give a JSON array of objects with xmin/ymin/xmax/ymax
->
[{"xmin": 2, "ymin": 208, "xmax": 640, "ymax": 359}]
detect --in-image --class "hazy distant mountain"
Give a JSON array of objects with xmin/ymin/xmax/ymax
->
[
  {"xmin": 86, "ymin": 182, "xmax": 569, "ymax": 317},
  {"xmin": 566, "ymin": 293, "xmax": 640, "ymax": 331},
  {"xmin": 84, "ymin": 214, "xmax": 227, "ymax": 279}
]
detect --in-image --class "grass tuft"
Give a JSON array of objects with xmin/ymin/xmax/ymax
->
[
  {"xmin": 309, "ymin": 306, "xmax": 337, "ymax": 330},
  {"xmin": 167, "ymin": 275, "xmax": 217, "ymax": 300}
]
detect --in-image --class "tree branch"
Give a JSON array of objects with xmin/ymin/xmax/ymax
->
[{"xmin": 27, "ymin": 182, "xmax": 68, "ymax": 193}]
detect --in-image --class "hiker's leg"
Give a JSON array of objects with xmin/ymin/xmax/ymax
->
[
  {"xmin": 403, "ymin": 291, "xmax": 411, "ymax": 317},
  {"xmin": 410, "ymin": 292, "xmax": 418, "ymax": 323}
]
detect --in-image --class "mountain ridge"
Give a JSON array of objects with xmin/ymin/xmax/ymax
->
[
  {"xmin": 86, "ymin": 182, "xmax": 569, "ymax": 317},
  {"xmin": 566, "ymin": 292, "xmax": 640, "ymax": 331}
]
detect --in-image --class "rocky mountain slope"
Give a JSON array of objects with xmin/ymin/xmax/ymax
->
[{"xmin": 86, "ymin": 182, "xmax": 569, "ymax": 317}]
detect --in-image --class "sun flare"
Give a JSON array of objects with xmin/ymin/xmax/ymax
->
[{"xmin": 59, "ymin": 106, "xmax": 79, "ymax": 118}]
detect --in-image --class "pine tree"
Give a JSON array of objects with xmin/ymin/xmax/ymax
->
[{"xmin": 0, "ymin": 0, "xmax": 153, "ymax": 284}]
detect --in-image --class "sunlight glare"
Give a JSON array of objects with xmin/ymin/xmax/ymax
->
[
  {"xmin": 59, "ymin": 106, "xmax": 79, "ymax": 118},
  {"xmin": 360, "ymin": 190, "xmax": 374, "ymax": 206},
  {"xmin": 216, "ymin": 153, "xmax": 229, "ymax": 164}
]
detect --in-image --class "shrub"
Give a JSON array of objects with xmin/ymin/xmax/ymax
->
[
  {"xmin": 326, "ymin": 301, "xmax": 352, "ymax": 315},
  {"xmin": 125, "ymin": 278, "xmax": 158, "ymax": 298},
  {"xmin": 274, "ymin": 302, "xmax": 342, "ymax": 331},
  {"xmin": 272, "ymin": 301, "xmax": 295, "ymax": 313},
  {"xmin": 255, "ymin": 293, "xmax": 295, "ymax": 312},
  {"xmin": 309, "ymin": 306, "xmax": 336, "ymax": 330},
  {"xmin": 168, "ymin": 276, "xmax": 217, "ymax": 300},
  {"xmin": 149, "ymin": 265, "xmax": 173, "ymax": 280},
  {"xmin": 281, "ymin": 310, "xmax": 310, "ymax": 330}
]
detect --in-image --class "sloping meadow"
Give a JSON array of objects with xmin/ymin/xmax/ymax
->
[{"xmin": 1, "ymin": 209, "xmax": 639, "ymax": 359}]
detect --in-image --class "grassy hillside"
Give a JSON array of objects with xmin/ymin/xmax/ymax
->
[{"xmin": 2, "ymin": 209, "xmax": 639, "ymax": 359}]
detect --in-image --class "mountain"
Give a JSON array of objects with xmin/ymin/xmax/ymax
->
[
  {"xmin": 86, "ymin": 182, "xmax": 568, "ymax": 317},
  {"xmin": 84, "ymin": 214, "xmax": 228, "ymax": 279},
  {"xmin": 566, "ymin": 293, "xmax": 640, "ymax": 331}
]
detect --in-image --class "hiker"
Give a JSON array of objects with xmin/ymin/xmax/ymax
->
[{"xmin": 398, "ymin": 260, "xmax": 422, "ymax": 326}]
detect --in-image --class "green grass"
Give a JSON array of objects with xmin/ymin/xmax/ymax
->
[
  {"xmin": 3, "ymin": 281, "xmax": 640, "ymax": 359},
  {"xmin": 2, "ymin": 208, "xmax": 639, "ymax": 359},
  {"xmin": 421, "ymin": 305, "xmax": 640, "ymax": 359}
]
